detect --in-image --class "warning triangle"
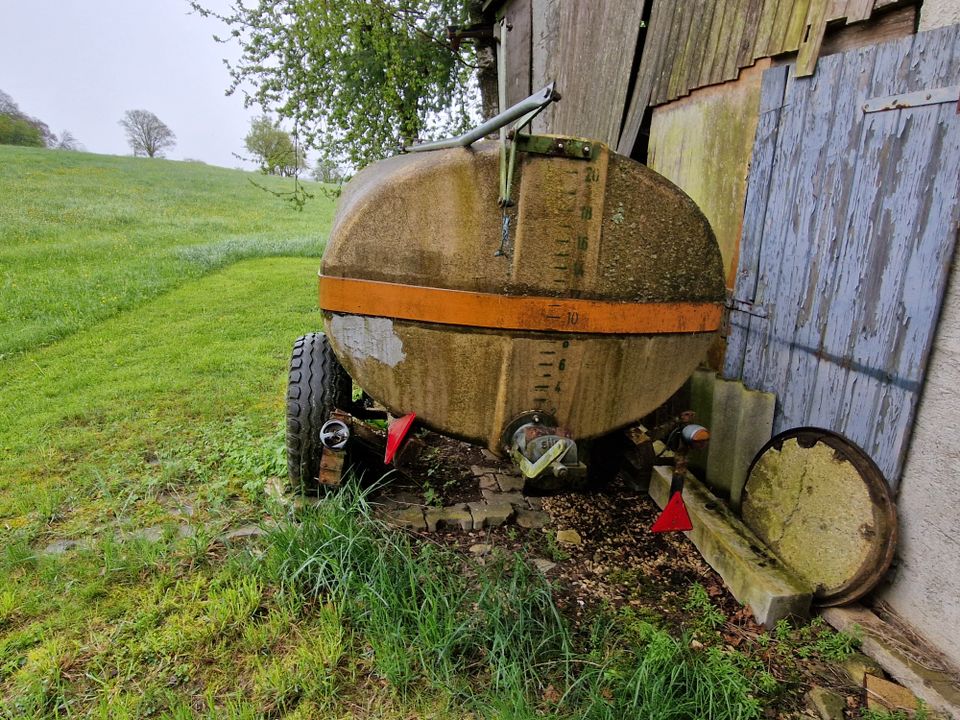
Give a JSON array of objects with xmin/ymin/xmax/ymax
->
[
  {"xmin": 385, "ymin": 413, "xmax": 416, "ymax": 464},
  {"xmin": 651, "ymin": 491, "xmax": 693, "ymax": 533}
]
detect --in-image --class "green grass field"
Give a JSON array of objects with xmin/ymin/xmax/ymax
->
[
  {"xmin": 0, "ymin": 146, "xmax": 866, "ymax": 719},
  {"xmin": 0, "ymin": 145, "xmax": 333, "ymax": 359}
]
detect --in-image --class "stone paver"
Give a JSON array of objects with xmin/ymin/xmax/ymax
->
[
  {"xmin": 425, "ymin": 505, "xmax": 473, "ymax": 532},
  {"xmin": 478, "ymin": 474, "xmax": 499, "ymax": 491},
  {"xmin": 496, "ymin": 474, "xmax": 525, "ymax": 493},
  {"xmin": 470, "ymin": 465, "xmax": 499, "ymax": 477},
  {"xmin": 387, "ymin": 506, "xmax": 427, "ymax": 531},
  {"xmin": 481, "ymin": 489, "xmax": 525, "ymax": 506},
  {"xmin": 515, "ymin": 508, "xmax": 550, "ymax": 529},
  {"xmin": 468, "ymin": 501, "xmax": 514, "ymax": 529}
]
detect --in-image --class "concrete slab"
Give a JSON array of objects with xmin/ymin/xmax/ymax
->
[
  {"xmin": 386, "ymin": 506, "xmax": 427, "ymax": 531},
  {"xmin": 425, "ymin": 505, "xmax": 473, "ymax": 532},
  {"xmin": 467, "ymin": 501, "xmax": 514, "ymax": 529},
  {"xmin": 649, "ymin": 465, "xmax": 813, "ymax": 627},
  {"xmin": 822, "ymin": 605, "xmax": 960, "ymax": 719},
  {"xmin": 703, "ymin": 375, "xmax": 776, "ymax": 508}
]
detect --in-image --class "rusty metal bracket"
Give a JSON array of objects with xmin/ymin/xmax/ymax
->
[
  {"xmin": 514, "ymin": 134, "xmax": 600, "ymax": 161},
  {"xmin": 863, "ymin": 86, "xmax": 960, "ymax": 113}
]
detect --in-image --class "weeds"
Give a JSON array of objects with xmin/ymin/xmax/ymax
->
[{"xmin": 257, "ymin": 484, "xmax": 767, "ymax": 719}]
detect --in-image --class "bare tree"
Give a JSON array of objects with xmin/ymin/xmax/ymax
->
[
  {"xmin": 55, "ymin": 130, "xmax": 83, "ymax": 151},
  {"xmin": 119, "ymin": 109, "xmax": 176, "ymax": 157}
]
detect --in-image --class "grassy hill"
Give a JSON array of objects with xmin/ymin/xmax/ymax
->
[{"xmin": 0, "ymin": 145, "xmax": 334, "ymax": 358}]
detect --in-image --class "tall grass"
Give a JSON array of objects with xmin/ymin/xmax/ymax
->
[{"xmin": 259, "ymin": 486, "xmax": 765, "ymax": 719}]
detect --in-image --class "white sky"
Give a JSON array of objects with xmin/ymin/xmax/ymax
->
[{"xmin": 0, "ymin": 0, "xmax": 262, "ymax": 169}]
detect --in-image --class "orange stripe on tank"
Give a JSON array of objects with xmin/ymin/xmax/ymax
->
[{"xmin": 319, "ymin": 275, "xmax": 722, "ymax": 335}]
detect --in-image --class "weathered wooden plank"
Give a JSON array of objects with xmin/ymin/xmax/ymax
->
[
  {"xmin": 740, "ymin": 66, "xmax": 814, "ymax": 390},
  {"xmin": 502, "ymin": 0, "xmax": 533, "ymax": 107},
  {"xmin": 827, "ymin": 0, "xmax": 849, "ymax": 21},
  {"xmin": 847, "ymin": 28, "xmax": 960, "ymax": 478},
  {"xmin": 796, "ymin": 0, "xmax": 830, "ymax": 77},
  {"xmin": 769, "ymin": 0, "xmax": 807, "ymax": 54},
  {"xmin": 754, "ymin": 0, "xmax": 785, "ymax": 60},
  {"xmin": 702, "ymin": 0, "xmax": 735, "ymax": 89},
  {"xmin": 617, "ymin": 0, "xmax": 668, "ymax": 153},
  {"xmin": 737, "ymin": 0, "xmax": 767, "ymax": 68},
  {"xmin": 844, "ymin": 0, "xmax": 874, "ymax": 22},
  {"xmin": 530, "ymin": 0, "xmax": 560, "ymax": 134},
  {"xmin": 669, "ymin": 0, "xmax": 707, "ymax": 102},
  {"xmin": 720, "ymin": 0, "xmax": 751, "ymax": 83},
  {"xmin": 775, "ymin": 53, "xmax": 852, "ymax": 431},
  {"xmin": 761, "ymin": 54, "xmax": 846, "ymax": 418},
  {"xmin": 793, "ymin": 44, "xmax": 879, "ymax": 431},
  {"xmin": 687, "ymin": 0, "xmax": 721, "ymax": 95},
  {"xmin": 820, "ymin": 5, "xmax": 917, "ymax": 59},
  {"xmin": 653, "ymin": 0, "xmax": 688, "ymax": 104},
  {"xmin": 543, "ymin": 0, "xmax": 645, "ymax": 146},
  {"xmin": 804, "ymin": 36, "xmax": 914, "ymax": 443},
  {"xmin": 726, "ymin": 64, "xmax": 789, "ymax": 301},
  {"xmin": 783, "ymin": 0, "xmax": 815, "ymax": 53}
]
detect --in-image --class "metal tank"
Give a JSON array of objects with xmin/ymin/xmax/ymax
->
[{"xmin": 313, "ymin": 89, "xmax": 724, "ymax": 481}]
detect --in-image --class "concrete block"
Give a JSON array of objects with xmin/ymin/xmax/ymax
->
[
  {"xmin": 705, "ymin": 376, "xmax": 776, "ymax": 508},
  {"xmin": 470, "ymin": 465, "xmax": 499, "ymax": 477},
  {"xmin": 467, "ymin": 501, "xmax": 513, "ymax": 529},
  {"xmin": 649, "ymin": 465, "xmax": 813, "ymax": 627},
  {"xmin": 687, "ymin": 368, "xmax": 716, "ymax": 474},
  {"xmin": 822, "ymin": 605, "xmax": 960, "ymax": 719},
  {"xmin": 481, "ymin": 489, "xmax": 525, "ymax": 506},
  {"xmin": 840, "ymin": 653, "xmax": 884, "ymax": 686},
  {"xmin": 496, "ymin": 473, "xmax": 525, "ymax": 492},
  {"xmin": 386, "ymin": 507, "xmax": 427, "ymax": 531},
  {"xmin": 425, "ymin": 504, "xmax": 472, "ymax": 532}
]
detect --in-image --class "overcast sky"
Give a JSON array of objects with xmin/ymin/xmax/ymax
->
[{"xmin": 0, "ymin": 0, "xmax": 261, "ymax": 169}]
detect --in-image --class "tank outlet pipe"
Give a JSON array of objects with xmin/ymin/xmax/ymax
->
[{"xmin": 403, "ymin": 84, "xmax": 560, "ymax": 153}]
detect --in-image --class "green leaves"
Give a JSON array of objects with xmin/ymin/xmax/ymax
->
[{"xmin": 193, "ymin": 0, "xmax": 477, "ymax": 168}]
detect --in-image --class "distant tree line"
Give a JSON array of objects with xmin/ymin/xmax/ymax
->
[{"xmin": 0, "ymin": 89, "xmax": 82, "ymax": 150}]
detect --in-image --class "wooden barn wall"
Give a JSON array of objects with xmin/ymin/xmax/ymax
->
[
  {"xmin": 647, "ymin": 61, "xmax": 769, "ymax": 289},
  {"xmin": 722, "ymin": 25, "xmax": 960, "ymax": 487},
  {"xmin": 617, "ymin": 0, "xmax": 915, "ymax": 157},
  {"xmin": 508, "ymin": 0, "xmax": 644, "ymax": 147}
]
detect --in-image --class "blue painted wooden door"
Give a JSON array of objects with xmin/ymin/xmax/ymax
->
[{"xmin": 724, "ymin": 25, "xmax": 960, "ymax": 488}]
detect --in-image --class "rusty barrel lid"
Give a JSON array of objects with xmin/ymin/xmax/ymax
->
[{"xmin": 742, "ymin": 428, "xmax": 897, "ymax": 606}]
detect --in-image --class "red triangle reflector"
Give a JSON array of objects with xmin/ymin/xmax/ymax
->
[
  {"xmin": 385, "ymin": 413, "xmax": 416, "ymax": 464},
  {"xmin": 651, "ymin": 491, "xmax": 693, "ymax": 533}
]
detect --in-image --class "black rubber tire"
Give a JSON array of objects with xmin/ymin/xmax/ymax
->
[{"xmin": 285, "ymin": 332, "xmax": 352, "ymax": 487}]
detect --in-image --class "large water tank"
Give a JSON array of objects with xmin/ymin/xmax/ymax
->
[{"xmin": 319, "ymin": 139, "xmax": 724, "ymax": 455}]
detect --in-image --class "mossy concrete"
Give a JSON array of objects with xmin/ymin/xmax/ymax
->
[
  {"xmin": 690, "ymin": 372, "xmax": 776, "ymax": 508},
  {"xmin": 822, "ymin": 605, "xmax": 960, "ymax": 718},
  {"xmin": 649, "ymin": 466, "xmax": 813, "ymax": 627}
]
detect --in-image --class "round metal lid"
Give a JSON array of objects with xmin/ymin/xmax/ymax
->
[{"xmin": 742, "ymin": 428, "xmax": 897, "ymax": 607}]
